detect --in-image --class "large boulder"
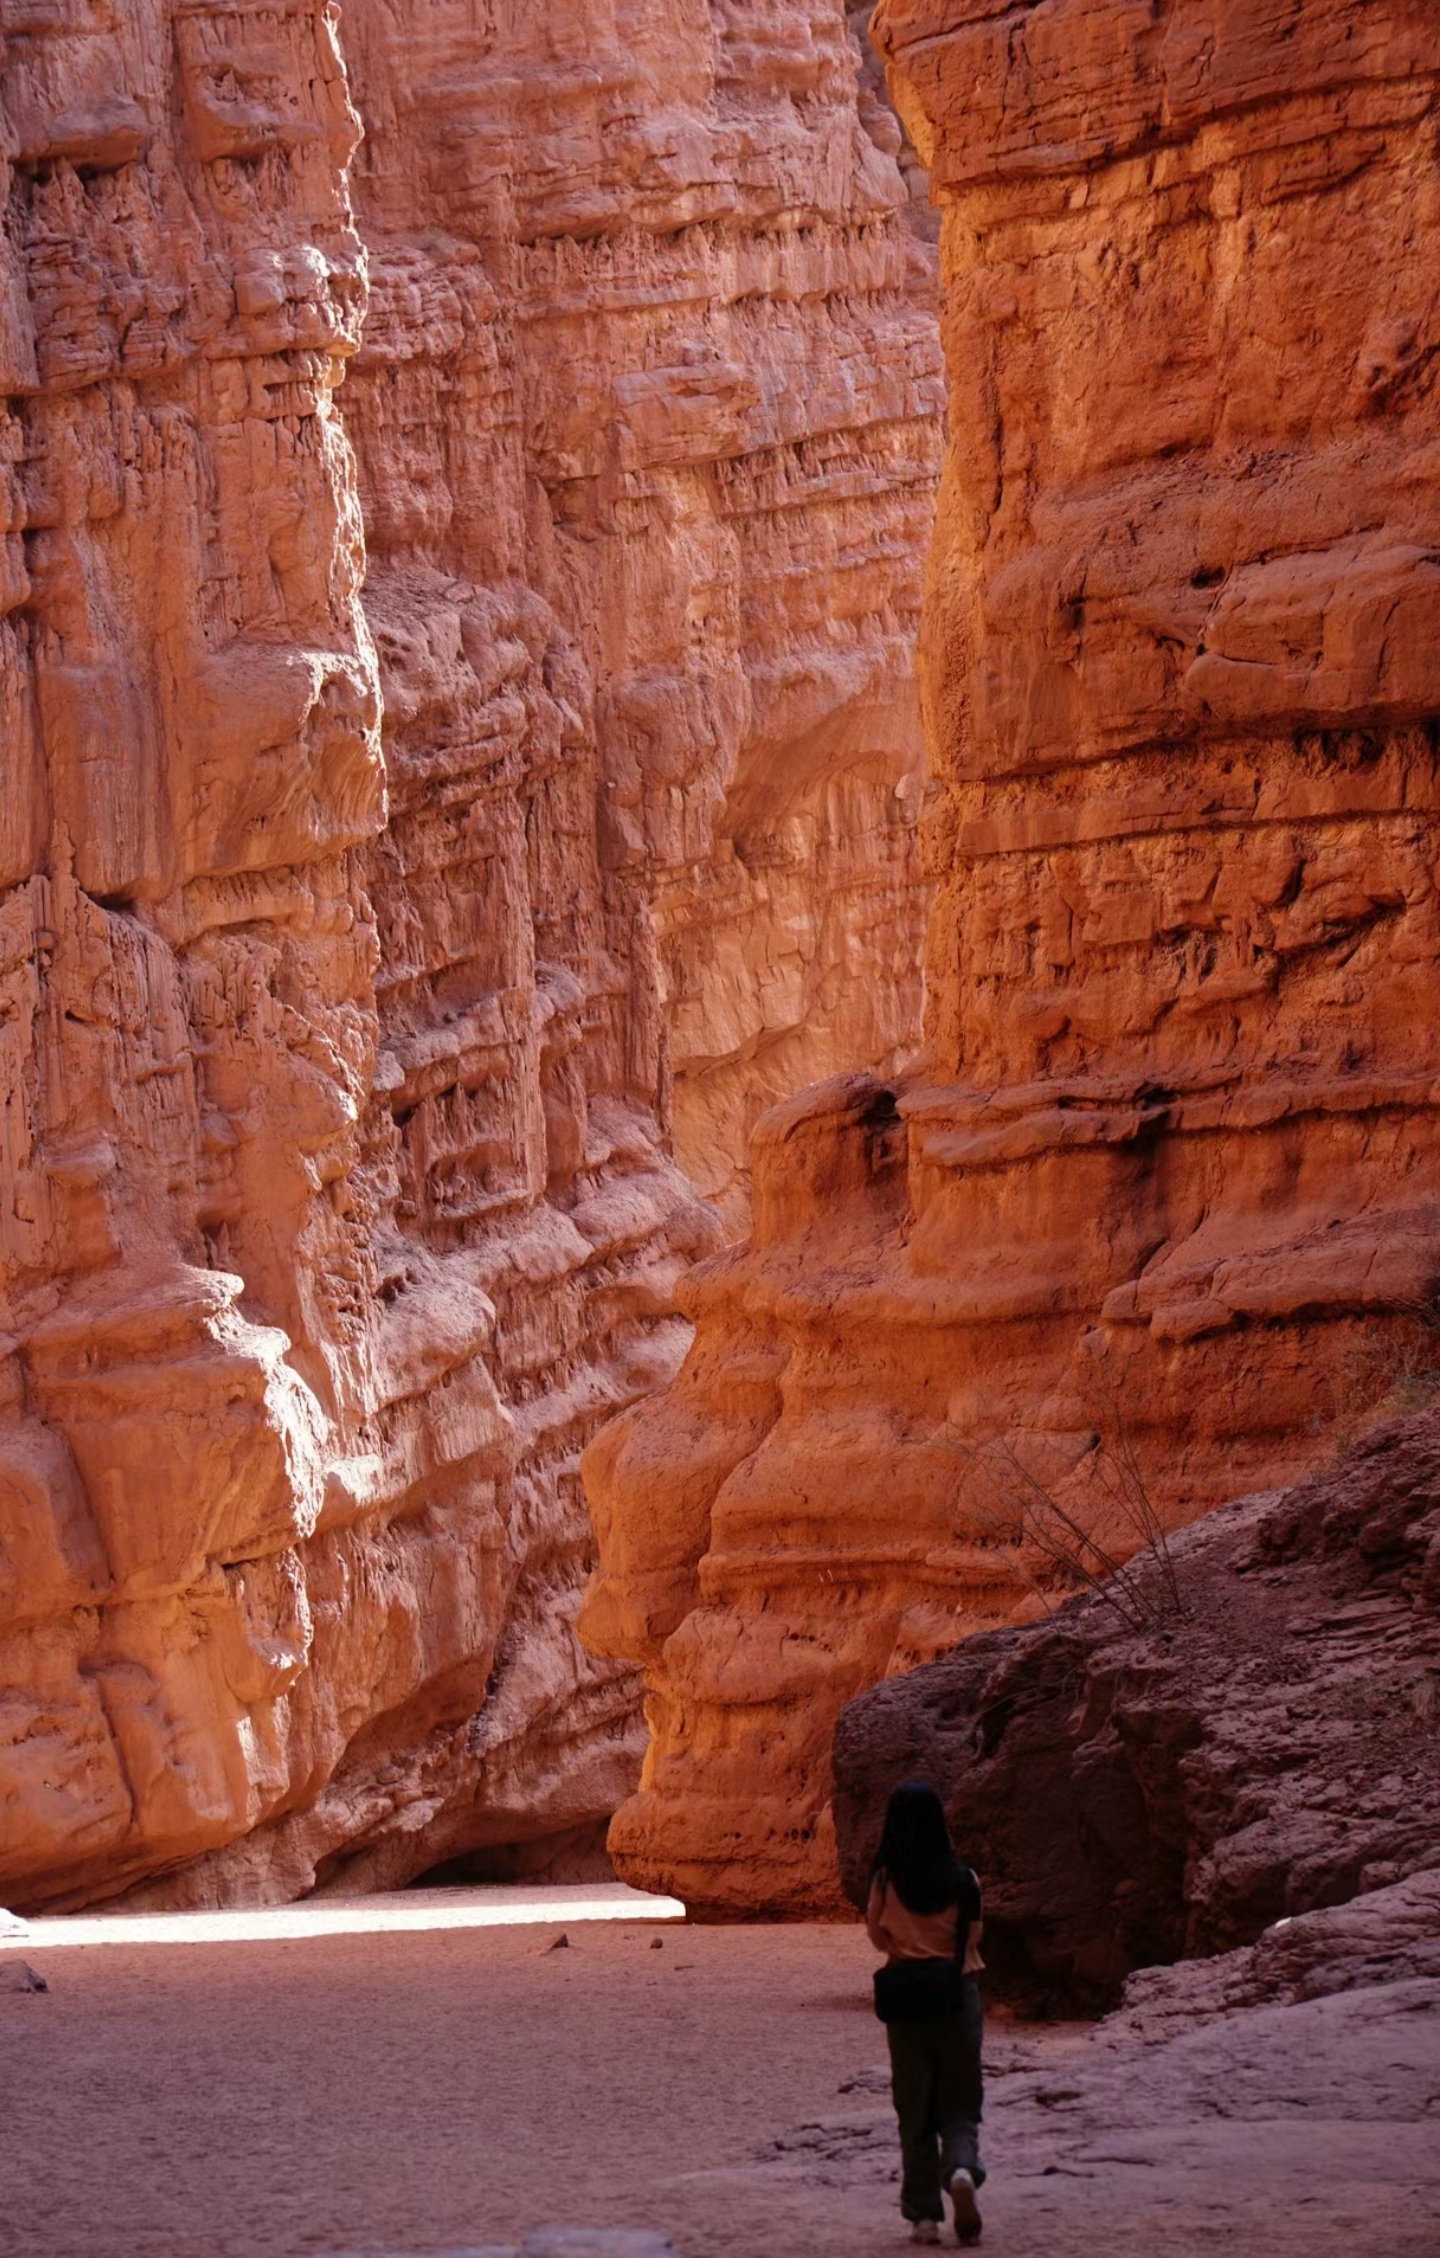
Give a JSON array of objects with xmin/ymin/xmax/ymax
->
[{"xmin": 833, "ymin": 1410, "xmax": 1440, "ymax": 2008}]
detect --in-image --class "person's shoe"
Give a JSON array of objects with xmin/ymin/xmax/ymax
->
[
  {"xmin": 948, "ymin": 2169, "xmax": 982, "ymax": 2244},
  {"xmin": 909, "ymin": 2221, "xmax": 942, "ymax": 2245}
]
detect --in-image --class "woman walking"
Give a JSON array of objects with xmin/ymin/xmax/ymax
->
[{"xmin": 866, "ymin": 1781, "xmax": 985, "ymax": 2245}]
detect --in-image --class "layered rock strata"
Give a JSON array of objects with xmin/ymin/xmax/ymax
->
[
  {"xmin": 580, "ymin": 0, "xmax": 1440, "ymax": 1910},
  {"xmin": 341, "ymin": 0, "xmax": 942, "ymax": 1256},
  {"xmin": 0, "ymin": 0, "xmax": 936, "ymax": 1910},
  {"xmin": 834, "ymin": 1406, "xmax": 1440, "ymax": 2007}
]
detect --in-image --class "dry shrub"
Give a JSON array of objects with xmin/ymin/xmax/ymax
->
[
  {"xmin": 955, "ymin": 1336, "xmax": 1185, "ymax": 1635},
  {"xmin": 1326, "ymin": 1296, "xmax": 1440, "ymax": 1457}
]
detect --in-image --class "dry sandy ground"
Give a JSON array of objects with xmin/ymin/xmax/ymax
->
[{"xmin": 1, "ymin": 1913, "xmax": 1436, "ymax": 2258}]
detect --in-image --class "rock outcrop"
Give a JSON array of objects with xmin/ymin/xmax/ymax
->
[
  {"xmin": 832, "ymin": 1406, "xmax": 1440, "ymax": 2007},
  {"xmin": 746, "ymin": 1970, "xmax": 1440, "ymax": 2255},
  {"xmin": 0, "ymin": 0, "xmax": 937, "ymax": 1911},
  {"xmin": 580, "ymin": 0, "xmax": 1440, "ymax": 1912},
  {"xmin": 1109, "ymin": 1868, "xmax": 1440, "ymax": 2037}
]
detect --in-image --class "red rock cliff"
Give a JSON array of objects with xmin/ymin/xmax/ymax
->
[
  {"xmin": 580, "ymin": 0, "xmax": 1440, "ymax": 1911},
  {"xmin": 0, "ymin": 1, "xmax": 937, "ymax": 1909}
]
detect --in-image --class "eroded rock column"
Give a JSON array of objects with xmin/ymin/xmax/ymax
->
[{"xmin": 581, "ymin": 0, "xmax": 1440, "ymax": 1912}]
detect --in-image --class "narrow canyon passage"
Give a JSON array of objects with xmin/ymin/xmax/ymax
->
[
  {"xmin": 1, "ymin": 1913, "xmax": 1435, "ymax": 2258},
  {"xmin": 2, "ymin": 0, "xmax": 1438, "ymax": 2249}
]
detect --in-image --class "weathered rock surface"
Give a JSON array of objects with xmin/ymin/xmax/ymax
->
[
  {"xmin": 341, "ymin": 0, "xmax": 942, "ymax": 1244},
  {"xmin": 580, "ymin": 0, "xmax": 1440, "ymax": 1911},
  {"xmin": 0, "ymin": 1, "xmax": 936, "ymax": 1911},
  {"xmin": 742, "ymin": 1978, "xmax": 1440, "ymax": 2258},
  {"xmin": 832, "ymin": 1408, "xmax": 1440, "ymax": 2007},
  {"xmin": 1111, "ymin": 1869, "xmax": 1440, "ymax": 2038}
]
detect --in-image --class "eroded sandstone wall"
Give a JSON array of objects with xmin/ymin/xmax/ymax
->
[
  {"xmin": 341, "ymin": 0, "xmax": 942, "ymax": 1252},
  {"xmin": 0, "ymin": 0, "xmax": 937, "ymax": 1910},
  {"xmin": 580, "ymin": 0, "xmax": 1440, "ymax": 1912}
]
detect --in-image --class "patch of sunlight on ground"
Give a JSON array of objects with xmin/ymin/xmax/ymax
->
[{"xmin": 16, "ymin": 1882, "xmax": 686, "ymax": 1952}]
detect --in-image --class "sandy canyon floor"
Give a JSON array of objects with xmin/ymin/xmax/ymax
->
[{"xmin": 1, "ymin": 1900, "xmax": 1436, "ymax": 2258}]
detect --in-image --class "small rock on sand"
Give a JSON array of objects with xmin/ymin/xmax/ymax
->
[{"xmin": 0, "ymin": 1961, "xmax": 48, "ymax": 1993}]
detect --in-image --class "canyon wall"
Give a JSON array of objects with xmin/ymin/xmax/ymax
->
[
  {"xmin": 0, "ymin": 0, "xmax": 937, "ymax": 1912},
  {"xmin": 580, "ymin": 0, "xmax": 1440, "ymax": 1912},
  {"xmin": 339, "ymin": 0, "xmax": 942, "ymax": 1256}
]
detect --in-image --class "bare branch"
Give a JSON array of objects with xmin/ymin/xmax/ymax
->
[{"xmin": 951, "ymin": 1342, "xmax": 1187, "ymax": 1633}]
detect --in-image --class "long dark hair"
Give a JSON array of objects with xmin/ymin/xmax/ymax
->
[{"xmin": 871, "ymin": 1779, "xmax": 964, "ymax": 1915}]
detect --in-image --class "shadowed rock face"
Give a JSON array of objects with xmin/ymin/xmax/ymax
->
[
  {"xmin": 0, "ymin": 1, "xmax": 936, "ymax": 1911},
  {"xmin": 579, "ymin": 2, "xmax": 1440, "ymax": 1913},
  {"xmin": 832, "ymin": 1408, "xmax": 1440, "ymax": 2010}
]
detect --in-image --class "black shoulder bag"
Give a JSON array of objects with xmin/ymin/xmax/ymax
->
[{"xmin": 871, "ymin": 1867, "xmax": 979, "ymax": 2024}]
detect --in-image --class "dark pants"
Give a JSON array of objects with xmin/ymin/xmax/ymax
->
[{"xmin": 886, "ymin": 1980, "xmax": 985, "ymax": 2223}]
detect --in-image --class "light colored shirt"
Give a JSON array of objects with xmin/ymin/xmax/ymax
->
[{"xmin": 866, "ymin": 1873, "xmax": 985, "ymax": 1974}]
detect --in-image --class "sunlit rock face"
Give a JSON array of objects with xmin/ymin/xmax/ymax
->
[
  {"xmin": 0, "ymin": 0, "xmax": 400, "ymax": 1912},
  {"xmin": 0, "ymin": 0, "xmax": 936, "ymax": 1909},
  {"xmin": 580, "ymin": 0, "xmax": 1440, "ymax": 1914},
  {"xmin": 342, "ymin": 0, "xmax": 943, "ymax": 1246}
]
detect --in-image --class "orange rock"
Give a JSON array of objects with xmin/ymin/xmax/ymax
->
[
  {"xmin": 340, "ymin": 0, "xmax": 942, "ymax": 1245},
  {"xmin": 0, "ymin": 2, "xmax": 935, "ymax": 1908},
  {"xmin": 580, "ymin": 1, "xmax": 1440, "ymax": 1912}
]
